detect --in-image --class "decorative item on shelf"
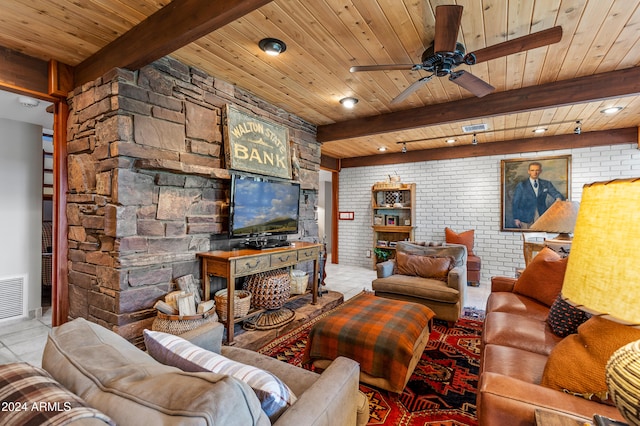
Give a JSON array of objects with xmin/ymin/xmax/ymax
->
[
  {"xmin": 560, "ymin": 178, "xmax": 640, "ymax": 426},
  {"xmin": 290, "ymin": 269, "xmax": 309, "ymax": 295},
  {"xmin": 403, "ymin": 218, "xmax": 411, "ymax": 226},
  {"xmin": 377, "ymin": 240, "xmax": 388, "ymax": 247},
  {"xmin": 214, "ymin": 289, "xmax": 251, "ymax": 322},
  {"xmin": 385, "ymin": 215, "xmax": 399, "ymax": 226},
  {"xmin": 374, "ymin": 247, "xmax": 392, "ymax": 262},
  {"xmin": 243, "ymin": 269, "xmax": 291, "ymax": 310},
  {"xmin": 374, "ymin": 215, "xmax": 384, "ymax": 225}
]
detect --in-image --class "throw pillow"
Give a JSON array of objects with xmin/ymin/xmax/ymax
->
[
  {"xmin": 547, "ymin": 294, "xmax": 591, "ymax": 337},
  {"xmin": 513, "ymin": 247, "xmax": 568, "ymax": 307},
  {"xmin": 541, "ymin": 316, "xmax": 640, "ymax": 404},
  {"xmin": 0, "ymin": 362, "xmax": 114, "ymax": 425},
  {"xmin": 396, "ymin": 251, "xmax": 452, "ymax": 281},
  {"xmin": 144, "ymin": 330, "xmax": 296, "ymax": 421},
  {"xmin": 445, "ymin": 227, "xmax": 474, "ymax": 255}
]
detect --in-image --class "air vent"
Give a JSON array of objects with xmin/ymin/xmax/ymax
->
[
  {"xmin": 462, "ymin": 123, "xmax": 489, "ymax": 133},
  {"xmin": 0, "ymin": 276, "xmax": 26, "ymax": 321}
]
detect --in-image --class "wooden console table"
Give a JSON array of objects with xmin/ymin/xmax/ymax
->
[{"xmin": 197, "ymin": 241, "xmax": 321, "ymax": 344}]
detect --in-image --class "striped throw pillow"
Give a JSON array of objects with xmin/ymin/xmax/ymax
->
[{"xmin": 144, "ymin": 330, "xmax": 296, "ymax": 421}]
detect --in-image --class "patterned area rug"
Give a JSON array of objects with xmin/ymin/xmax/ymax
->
[{"xmin": 258, "ymin": 298, "xmax": 483, "ymax": 426}]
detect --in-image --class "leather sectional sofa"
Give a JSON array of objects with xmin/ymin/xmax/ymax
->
[{"xmin": 477, "ymin": 275, "xmax": 627, "ymax": 425}]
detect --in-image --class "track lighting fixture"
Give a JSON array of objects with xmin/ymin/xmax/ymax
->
[
  {"xmin": 401, "ymin": 143, "xmax": 407, "ymax": 154},
  {"xmin": 574, "ymin": 120, "xmax": 582, "ymax": 135},
  {"xmin": 472, "ymin": 133, "xmax": 478, "ymax": 145}
]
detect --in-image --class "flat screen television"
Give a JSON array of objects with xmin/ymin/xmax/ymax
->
[{"xmin": 229, "ymin": 174, "xmax": 301, "ymax": 238}]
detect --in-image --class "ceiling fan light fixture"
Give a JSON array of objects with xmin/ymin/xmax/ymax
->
[
  {"xmin": 259, "ymin": 38, "xmax": 287, "ymax": 56},
  {"xmin": 601, "ymin": 106, "xmax": 623, "ymax": 114},
  {"xmin": 340, "ymin": 97, "xmax": 358, "ymax": 108}
]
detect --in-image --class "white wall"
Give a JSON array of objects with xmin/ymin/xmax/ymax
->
[
  {"xmin": 337, "ymin": 144, "xmax": 640, "ymax": 283},
  {"xmin": 0, "ymin": 118, "xmax": 43, "ymax": 317}
]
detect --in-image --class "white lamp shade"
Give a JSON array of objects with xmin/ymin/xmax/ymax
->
[{"xmin": 561, "ymin": 178, "xmax": 640, "ymax": 325}]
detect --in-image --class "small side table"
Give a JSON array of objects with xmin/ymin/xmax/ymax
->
[{"xmin": 534, "ymin": 408, "xmax": 593, "ymax": 426}]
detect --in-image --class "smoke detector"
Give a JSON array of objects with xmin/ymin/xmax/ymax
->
[
  {"xmin": 461, "ymin": 123, "xmax": 488, "ymax": 133},
  {"xmin": 18, "ymin": 96, "xmax": 40, "ymax": 108}
]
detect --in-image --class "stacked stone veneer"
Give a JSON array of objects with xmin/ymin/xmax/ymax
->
[{"xmin": 66, "ymin": 58, "xmax": 320, "ymax": 344}]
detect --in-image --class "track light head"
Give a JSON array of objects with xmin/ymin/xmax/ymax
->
[
  {"xmin": 472, "ymin": 133, "xmax": 478, "ymax": 145},
  {"xmin": 401, "ymin": 143, "xmax": 407, "ymax": 154},
  {"xmin": 574, "ymin": 120, "xmax": 582, "ymax": 135}
]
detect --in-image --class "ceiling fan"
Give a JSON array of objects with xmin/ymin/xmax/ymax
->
[{"xmin": 350, "ymin": 5, "xmax": 562, "ymax": 104}]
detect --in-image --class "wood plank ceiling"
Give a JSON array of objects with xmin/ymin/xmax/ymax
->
[{"xmin": 1, "ymin": 0, "xmax": 639, "ymax": 161}]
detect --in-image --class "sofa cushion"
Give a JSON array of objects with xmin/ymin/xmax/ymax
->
[
  {"xmin": 485, "ymin": 292, "xmax": 550, "ymax": 321},
  {"xmin": 0, "ymin": 362, "xmax": 114, "ymax": 426},
  {"xmin": 144, "ymin": 330, "xmax": 296, "ymax": 421},
  {"xmin": 42, "ymin": 318, "xmax": 267, "ymax": 426},
  {"xmin": 480, "ymin": 344, "xmax": 548, "ymax": 385},
  {"xmin": 541, "ymin": 316, "xmax": 640, "ymax": 404},
  {"xmin": 546, "ymin": 295, "xmax": 591, "ymax": 337},
  {"xmin": 482, "ymin": 312, "xmax": 563, "ymax": 356},
  {"xmin": 445, "ymin": 227, "xmax": 474, "ymax": 255},
  {"xmin": 396, "ymin": 251, "xmax": 452, "ymax": 281},
  {"xmin": 373, "ymin": 274, "xmax": 460, "ymax": 304},
  {"xmin": 513, "ymin": 247, "xmax": 568, "ymax": 307}
]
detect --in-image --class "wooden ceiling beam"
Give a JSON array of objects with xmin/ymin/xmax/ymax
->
[
  {"xmin": 317, "ymin": 67, "xmax": 640, "ymax": 143},
  {"xmin": 74, "ymin": 0, "xmax": 273, "ymax": 86},
  {"xmin": 336, "ymin": 127, "xmax": 637, "ymax": 168}
]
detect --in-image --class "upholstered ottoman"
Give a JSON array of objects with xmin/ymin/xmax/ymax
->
[{"xmin": 303, "ymin": 293, "xmax": 434, "ymax": 393}]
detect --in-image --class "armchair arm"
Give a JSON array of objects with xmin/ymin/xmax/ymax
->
[
  {"xmin": 178, "ymin": 321, "xmax": 224, "ymax": 354},
  {"xmin": 376, "ymin": 260, "xmax": 396, "ymax": 278},
  {"xmin": 491, "ymin": 276, "xmax": 517, "ymax": 293}
]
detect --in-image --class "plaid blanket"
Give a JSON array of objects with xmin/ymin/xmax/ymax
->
[{"xmin": 303, "ymin": 294, "xmax": 434, "ymax": 392}]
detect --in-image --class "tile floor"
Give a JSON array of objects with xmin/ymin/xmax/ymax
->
[{"xmin": 0, "ymin": 257, "xmax": 490, "ymax": 368}]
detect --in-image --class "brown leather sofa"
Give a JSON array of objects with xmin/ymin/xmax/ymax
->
[{"xmin": 477, "ymin": 276, "xmax": 626, "ymax": 425}]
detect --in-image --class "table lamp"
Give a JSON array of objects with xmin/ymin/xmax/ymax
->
[
  {"xmin": 529, "ymin": 199, "xmax": 580, "ymax": 240},
  {"xmin": 561, "ymin": 178, "xmax": 640, "ymax": 425}
]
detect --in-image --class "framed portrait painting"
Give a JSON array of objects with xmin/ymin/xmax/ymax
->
[{"xmin": 501, "ymin": 155, "xmax": 571, "ymax": 231}]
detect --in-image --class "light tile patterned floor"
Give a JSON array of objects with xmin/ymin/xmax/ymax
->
[{"xmin": 0, "ymin": 256, "xmax": 490, "ymax": 368}]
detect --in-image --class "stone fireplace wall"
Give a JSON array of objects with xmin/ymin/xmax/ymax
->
[{"xmin": 66, "ymin": 57, "xmax": 320, "ymax": 344}]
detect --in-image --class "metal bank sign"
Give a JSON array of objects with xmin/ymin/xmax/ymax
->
[{"xmin": 224, "ymin": 105, "xmax": 291, "ymax": 179}]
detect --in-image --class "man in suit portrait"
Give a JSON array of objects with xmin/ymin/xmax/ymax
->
[{"xmin": 512, "ymin": 161, "xmax": 565, "ymax": 228}]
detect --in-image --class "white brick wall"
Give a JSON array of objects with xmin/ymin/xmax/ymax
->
[{"xmin": 337, "ymin": 143, "xmax": 640, "ymax": 283}]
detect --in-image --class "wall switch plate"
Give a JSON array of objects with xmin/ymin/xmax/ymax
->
[{"xmin": 366, "ymin": 250, "xmax": 371, "ymax": 258}]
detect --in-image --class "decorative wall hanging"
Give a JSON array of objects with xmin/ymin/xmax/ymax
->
[
  {"xmin": 501, "ymin": 155, "xmax": 571, "ymax": 231},
  {"xmin": 223, "ymin": 105, "xmax": 291, "ymax": 179}
]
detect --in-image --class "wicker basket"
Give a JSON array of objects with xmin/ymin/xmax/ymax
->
[
  {"xmin": 243, "ymin": 269, "xmax": 291, "ymax": 309},
  {"xmin": 214, "ymin": 289, "xmax": 251, "ymax": 321},
  {"xmin": 290, "ymin": 270, "xmax": 309, "ymax": 295},
  {"xmin": 151, "ymin": 309, "xmax": 218, "ymax": 335}
]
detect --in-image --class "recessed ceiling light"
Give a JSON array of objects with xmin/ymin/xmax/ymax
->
[
  {"xmin": 533, "ymin": 128, "xmax": 547, "ymax": 134},
  {"xmin": 259, "ymin": 38, "xmax": 287, "ymax": 56},
  {"xmin": 446, "ymin": 138, "xmax": 456, "ymax": 144},
  {"xmin": 378, "ymin": 146, "xmax": 387, "ymax": 152},
  {"xmin": 600, "ymin": 106, "xmax": 623, "ymax": 114},
  {"xmin": 340, "ymin": 97, "xmax": 358, "ymax": 108}
]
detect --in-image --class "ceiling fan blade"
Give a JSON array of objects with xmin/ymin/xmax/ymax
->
[
  {"xmin": 391, "ymin": 75, "xmax": 434, "ymax": 105},
  {"xmin": 466, "ymin": 26, "xmax": 562, "ymax": 64},
  {"xmin": 350, "ymin": 64, "xmax": 415, "ymax": 72},
  {"xmin": 449, "ymin": 71, "xmax": 494, "ymax": 98},
  {"xmin": 434, "ymin": 5, "xmax": 463, "ymax": 53}
]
